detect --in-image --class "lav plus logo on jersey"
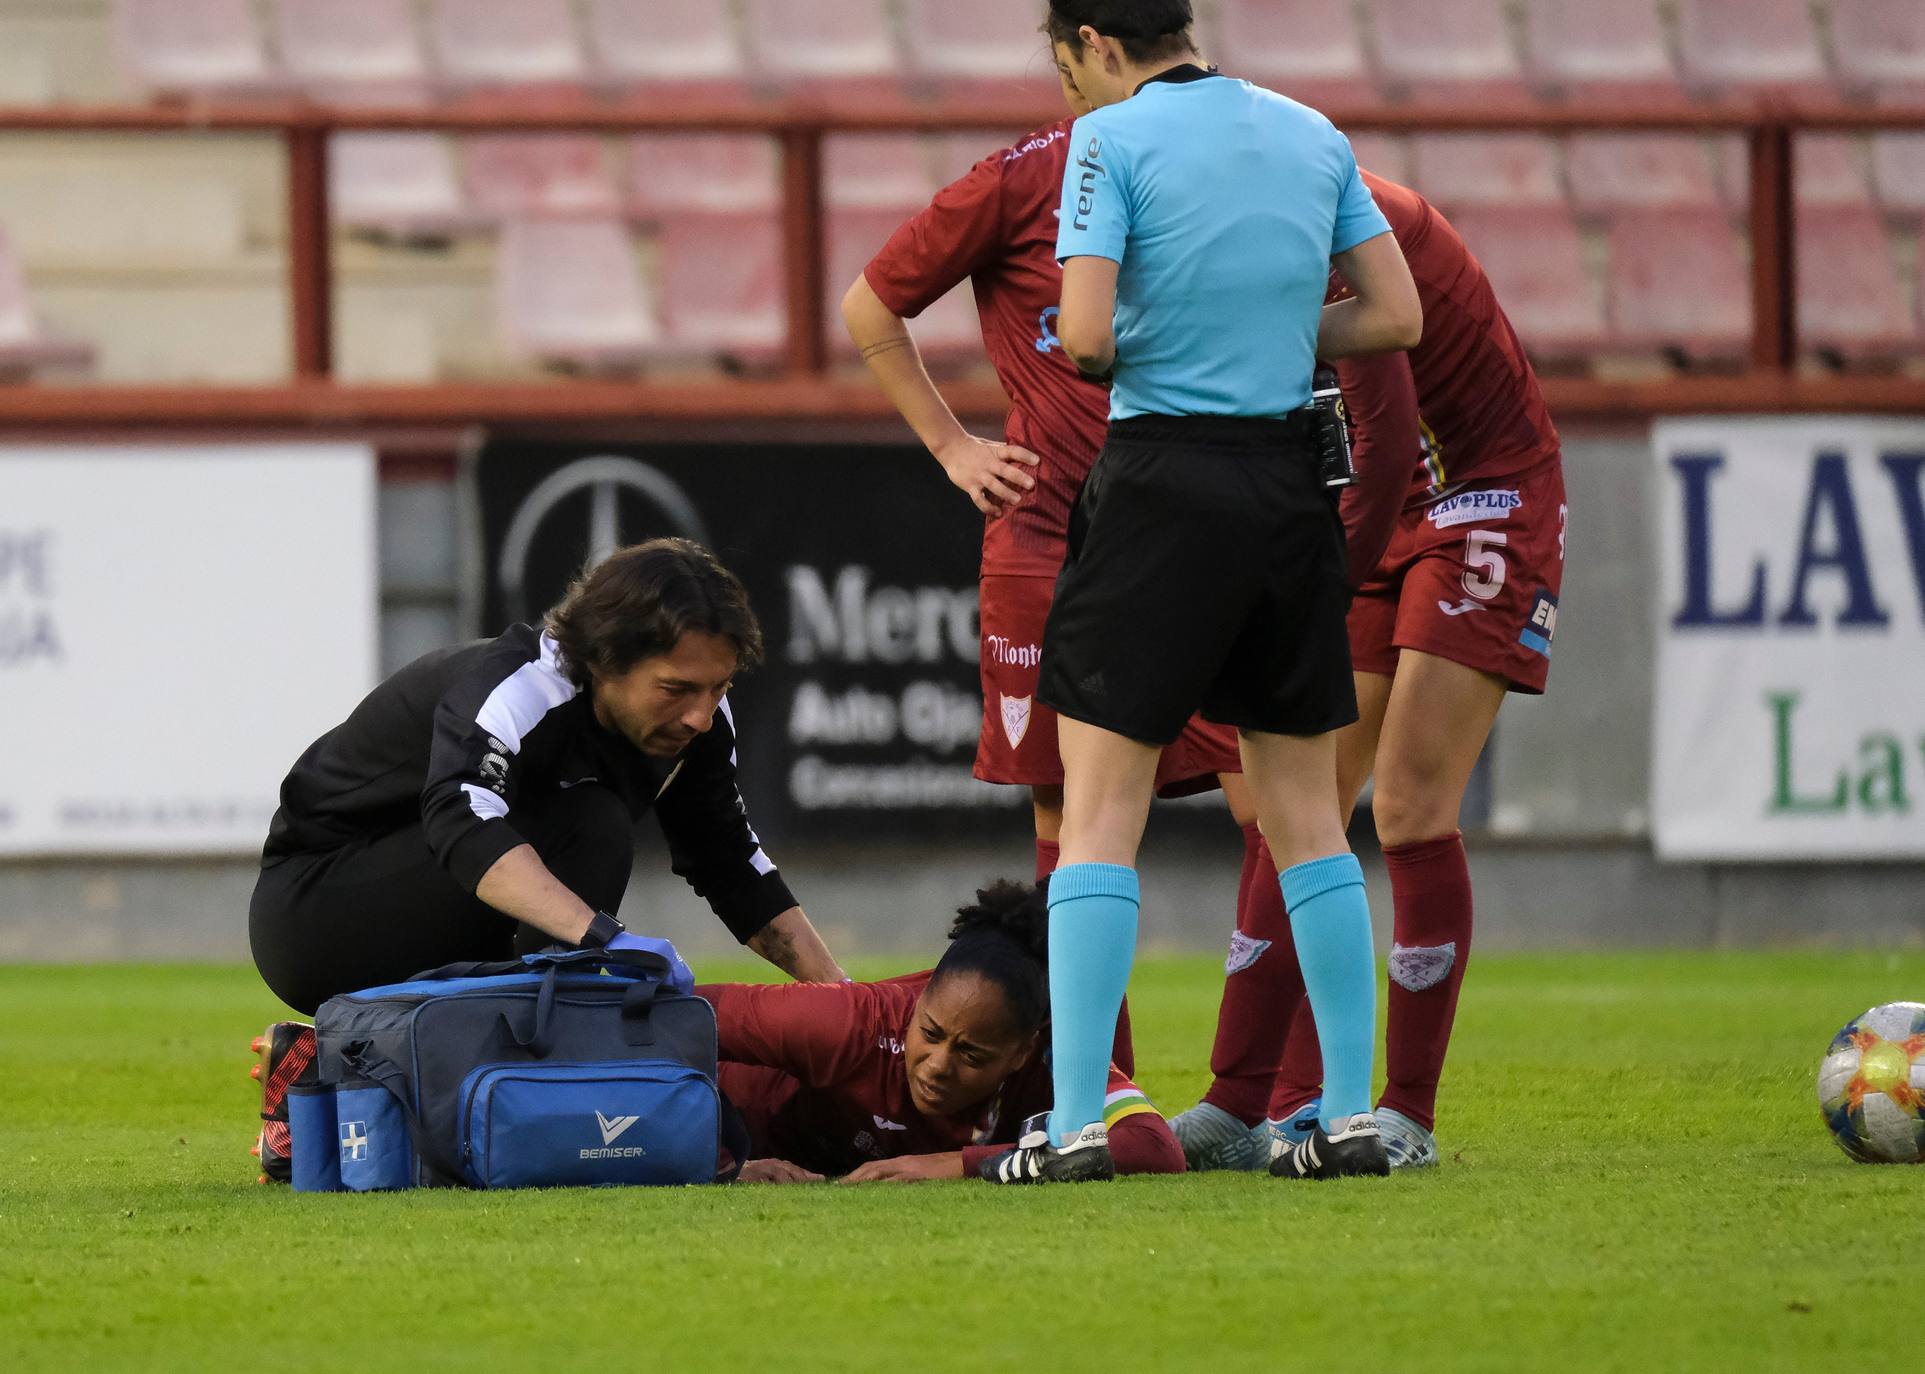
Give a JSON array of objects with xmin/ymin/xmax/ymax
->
[
  {"xmin": 1429, "ymin": 488, "xmax": 1523, "ymax": 530},
  {"xmin": 1653, "ymin": 420, "xmax": 1925, "ymax": 861}
]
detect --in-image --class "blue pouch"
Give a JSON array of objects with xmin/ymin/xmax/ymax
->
[
  {"xmin": 288, "ymin": 1083, "xmax": 342, "ymax": 1193},
  {"xmin": 335, "ymin": 1079, "xmax": 414, "ymax": 1192},
  {"xmin": 458, "ymin": 1060, "xmax": 719, "ymax": 1189}
]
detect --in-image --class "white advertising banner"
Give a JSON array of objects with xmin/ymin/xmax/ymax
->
[
  {"xmin": 0, "ymin": 444, "xmax": 376, "ymax": 854},
  {"xmin": 1653, "ymin": 418, "xmax": 1925, "ymax": 860}
]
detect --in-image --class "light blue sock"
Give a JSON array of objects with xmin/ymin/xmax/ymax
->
[
  {"xmin": 1044, "ymin": 862, "xmax": 1139, "ymax": 1145},
  {"xmin": 1281, "ymin": 852, "xmax": 1376, "ymax": 1129}
]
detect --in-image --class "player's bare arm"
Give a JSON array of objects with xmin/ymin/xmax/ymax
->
[
  {"xmin": 1319, "ymin": 231, "xmax": 1423, "ymax": 360},
  {"xmin": 748, "ymin": 906, "xmax": 847, "ymax": 983},
  {"xmin": 841, "ymin": 274, "xmax": 1039, "ymax": 518},
  {"xmin": 840, "ymin": 1151, "xmax": 968, "ymax": 1183},
  {"xmin": 1055, "ymin": 255, "xmax": 1120, "ymax": 376}
]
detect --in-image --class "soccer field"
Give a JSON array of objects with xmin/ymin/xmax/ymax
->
[{"xmin": 3, "ymin": 951, "xmax": 1919, "ymax": 1372}]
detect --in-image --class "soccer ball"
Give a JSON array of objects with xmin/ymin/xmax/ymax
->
[{"xmin": 1816, "ymin": 1001, "xmax": 1925, "ymax": 1164}]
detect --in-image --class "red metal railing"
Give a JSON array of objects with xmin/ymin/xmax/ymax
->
[{"xmin": 0, "ymin": 96, "xmax": 1920, "ymax": 431}]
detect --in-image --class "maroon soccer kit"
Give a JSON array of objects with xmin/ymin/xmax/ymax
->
[
  {"xmin": 862, "ymin": 121, "xmax": 1240, "ymax": 793},
  {"xmin": 701, "ymin": 973, "xmax": 1180, "ymax": 1178}
]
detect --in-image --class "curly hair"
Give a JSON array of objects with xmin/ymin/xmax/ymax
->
[
  {"xmin": 543, "ymin": 538, "xmax": 764, "ymax": 691},
  {"xmin": 930, "ymin": 879, "xmax": 1051, "ymax": 1035}
]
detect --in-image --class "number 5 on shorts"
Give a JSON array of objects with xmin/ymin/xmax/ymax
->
[{"xmin": 1463, "ymin": 529, "xmax": 1508, "ymax": 601}]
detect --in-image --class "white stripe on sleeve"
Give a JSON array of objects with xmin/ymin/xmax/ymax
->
[
  {"xmin": 474, "ymin": 634, "xmax": 579, "ymax": 753},
  {"xmin": 461, "ymin": 783, "xmax": 510, "ymax": 821}
]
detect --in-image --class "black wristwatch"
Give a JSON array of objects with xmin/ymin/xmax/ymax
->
[{"xmin": 580, "ymin": 910, "xmax": 626, "ymax": 948}]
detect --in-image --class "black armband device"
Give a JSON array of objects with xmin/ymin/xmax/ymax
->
[
  {"xmin": 580, "ymin": 910, "xmax": 625, "ymax": 948},
  {"xmin": 1309, "ymin": 367, "xmax": 1355, "ymax": 490}
]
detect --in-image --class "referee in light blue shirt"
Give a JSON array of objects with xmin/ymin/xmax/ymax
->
[{"xmin": 981, "ymin": 0, "xmax": 1422, "ymax": 1186}]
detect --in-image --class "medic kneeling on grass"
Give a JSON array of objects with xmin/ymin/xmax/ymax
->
[{"xmin": 705, "ymin": 881, "xmax": 1184, "ymax": 1184}]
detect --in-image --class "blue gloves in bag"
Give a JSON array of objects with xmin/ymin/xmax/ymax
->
[{"xmin": 602, "ymin": 932, "xmax": 695, "ymax": 996}]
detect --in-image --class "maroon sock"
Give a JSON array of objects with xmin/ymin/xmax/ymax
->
[
  {"xmin": 1036, "ymin": 836, "xmax": 1134, "ymax": 1075},
  {"xmin": 1377, "ymin": 832, "xmax": 1473, "ymax": 1133},
  {"xmin": 1270, "ymin": 997, "xmax": 1324, "ymax": 1120},
  {"xmin": 1200, "ymin": 825, "xmax": 1305, "ymax": 1127}
]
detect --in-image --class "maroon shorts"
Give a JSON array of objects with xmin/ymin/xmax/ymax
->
[
  {"xmin": 1348, "ymin": 458, "xmax": 1566, "ymax": 693},
  {"xmin": 976, "ymin": 573, "xmax": 1241, "ymax": 797}
]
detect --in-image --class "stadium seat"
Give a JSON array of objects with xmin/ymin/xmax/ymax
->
[
  {"xmin": 115, "ymin": 0, "xmax": 280, "ymax": 99},
  {"xmin": 1830, "ymin": 0, "xmax": 1925, "ymax": 100},
  {"xmin": 1605, "ymin": 209, "xmax": 1752, "ymax": 361},
  {"xmin": 1676, "ymin": 0, "xmax": 1833, "ymax": 99},
  {"xmin": 1366, "ymin": 0, "xmax": 1532, "ymax": 107},
  {"xmin": 1204, "ymin": 0, "xmax": 1378, "ymax": 108},
  {"xmin": 430, "ymin": 0, "xmax": 584, "ymax": 91},
  {"xmin": 1871, "ymin": 133, "xmax": 1925, "ymax": 213},
  {"xmin": 0, "ymin": 225, "xmax": 94, "ymax": 380},
  {"xmin": 1349, "ymin": 134, "xmax": 1411, "ymax": 187},
  {"xmin": 741, "ymin": 0, "xmax": 903, "ymax": 103},
  {"xmin": 1521, "ymin": 0, "xmax": 1681, "ymax": 104},
  {"xmin": 1796, "ymin": 136, "xmax": 1873, "ymax": 207},
  {"xmin": 826, "ymin": 206, "xmax": 978, "ymax": 361},
  {"xmin": 1444, "ymin": 208, "xmax": 1606, "ymax": 361},
  {"xmin": 1796, "ymin": 208, "xmax": 1913, "ymax": 362},
  {"xmin": 496, "ymin": 217, "xmax": 658, "ymax": 371},
  {"xmin": 464, "ymin": 136, "xmax": 621, "ymax": 219},
  {"xmin": 627, "ymin": 135, "xmax": 780, "ymax": 219},
  {"xmin": 330, "ymin": 133, "xmax": 474, "ymax": 240},
  {"xmin": 653, "ymin": 210, "xmax": 786, "ymax": 365},
  {"xmin": 585, "ymin": 0, "xmax": 749, "ymax": 99},
  {"xmin": 824, "ymin": 135, "xmax": 934, "ymax": 210},
  {"xmin": 274, "ymin": 0, "xmax": 428, "ymax": 100},
  {"xmin": 902, "ymin": 0, "xmax": 1058, "ymax": 100},
  {"xmin": 1410, "ymin": 135, "xmax": 1564, "ymax": 208},
  {"xmin": 1566, "ymin": 135, "xmax": 1724, "ymax": 211}
]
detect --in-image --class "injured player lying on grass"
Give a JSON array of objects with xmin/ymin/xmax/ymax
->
[{"xmin": 703, "ymin": 880, "xmax": 1184, "ymax": 1183}]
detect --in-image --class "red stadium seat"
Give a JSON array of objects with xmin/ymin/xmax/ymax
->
[
  {"xmin": 0, "ymin": 225, "xmax": 95, "ymax": 380},
  {"xmin": 1796, "ymin": 136, "xmax": 1873, "ymax": 207},
  {"xmin": 1605, "ymin": 209, "xmax": 1751, "ymax": 360},
  {"xmin": 1831, "ymin": 0, "xmax": 1925, "ymax": 101},
  {"xmin": 1204, "ymin": 0, "xmax": 1378, "ymax": 108},
  {"xmin": 902, "ymin": 0, "xmax": 1058, "ymax": 101},
  {"xmin": 115, "ymin": 0, "xmax": 281, "ymax": 99},
  {"xmin": 274, "ymin": 0, "xmax": 427, "ymax": 100},
  {"xmin": 627, "ymin": 135, "xmax": 779, "ymax": 219},
  {"xmin": 496, "ymin": 217, "xmax": 659, "ymax": 371},
  {"xmin": 1871, "ymin": 133, "xmax": 1925, "ymax": 213},
  {"xmin": 1566, "ymin": 135, "xmax": 1724, "ymax": 211},
  {"xmin": 824, "ymin": 135, "xmax": 934, "ymax": 210},
  {"xmin": 930, "ymin": 133, "xmax": 1014, "ymax": 189},
  {"xmin": 430, "ymin": 0, "xmax": 584, "ymax": 91},
  {"xmin": 1521, "ymin": 0, "xmax": 1681, "ymax": 104},
  {"xmin": 741, "ymin": 0, "xmax": 903, "ymax": 104},
  {"xmin": 1444, "ymin": 207, "xmax": 1606, "ymax": 361},
  {"xmin": 826, "ymin": 206, "xmax": 978, "ymax": 362},
  {"xmin": 1410, "ymin": 135, "xmax": 1564, "ymax": 208},
  {"xmin": 1349, "ymin": 134, "xmax": 1411, "ymax": 188},
  {"xmin": 1676, "ymin": 0, "xmax": 1833, "ymax": 100},
  {"xmin": 654, "ymin": 211, "xmax": 787, "ymax": 365},
  {"xmin": 331, "ymin": 133, "xmax": 476, "ymax": 240},
  {"xmin": 464, "ymin": 136, "xmax": 621, "ymax": 219},
  {"xmin": 1366, "ymin": 0, "xmax": 1532, "ymax": 107},
  {"xmin": 585, "ymin": 0, "xmax": 748, "ymax": 99},
  {"xmin": 1796, "ymin": 208, "xmax": 1913, "ymax": 362}
]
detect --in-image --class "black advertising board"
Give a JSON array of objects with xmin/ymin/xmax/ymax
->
[{"xmin": 475, "ymin": 439, "xmax": 1028, "ymax": 841}]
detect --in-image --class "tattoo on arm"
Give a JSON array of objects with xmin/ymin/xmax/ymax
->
[
  {"xmin": 860, "ymin": 337, "xmax": 914, "ymax": 362},
  {"xmin": 748, "ymin": 922, "xmax": 803, "ymax": 977}
]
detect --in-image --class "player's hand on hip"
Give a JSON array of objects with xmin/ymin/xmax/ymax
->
[{"xmin": 935, "ymin": 436, "xmax": 1040, "ymax": 518}]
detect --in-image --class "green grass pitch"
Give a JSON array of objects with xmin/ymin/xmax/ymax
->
[{"xmin": 3, "ymin": 951, "xmax": 1920, "ymax": 1371}]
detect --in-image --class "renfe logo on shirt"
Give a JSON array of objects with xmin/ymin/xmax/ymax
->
[{"xmin": 1071, "ymin": 137, "xmax": 1105, "ymax": 232}]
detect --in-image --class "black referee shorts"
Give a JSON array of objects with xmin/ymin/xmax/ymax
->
[{"xmin": 1037, "ymin": 414, "xmax": 1357, "ymax": 745}]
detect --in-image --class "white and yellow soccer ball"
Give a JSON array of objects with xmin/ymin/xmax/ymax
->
[{"xmin": 1817, "ymin": 1001, "xmax": 1925, "ymax": 1164}]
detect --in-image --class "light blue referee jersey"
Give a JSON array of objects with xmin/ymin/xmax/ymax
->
[{"xmin": 1055, "ymin": 68, "xmax": 1391, "ymax": 420}]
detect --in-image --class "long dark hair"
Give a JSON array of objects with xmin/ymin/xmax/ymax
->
[
  {"xmin": 930, "ymin": 880, "xmax": 1051, "ymax": 1035},
  {"xmin": 544, "ymin": 538, "xmax": 764, "ymax": 690},
  {"xmin": 1045, "ymin": 0, "xmax": 1197, "ymax": 64}
]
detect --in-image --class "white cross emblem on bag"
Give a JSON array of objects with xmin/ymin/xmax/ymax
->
[{"xmin": 340, "ymin": 1121, "xmax": 369, "ymax": 1162}]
